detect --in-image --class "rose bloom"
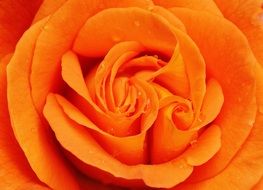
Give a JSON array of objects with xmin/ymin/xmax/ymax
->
[{"xmin": 0, "ymin": 0, "xmax": 263, "ymax": 189}]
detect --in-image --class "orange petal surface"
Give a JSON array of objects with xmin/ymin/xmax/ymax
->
[
  {"xmin": 0, "ymin": 0, "xmax": 42, "ymax": 58},
  {"xmin": 29, "ymin": 0, "xmax": 153, "ymax": 111},
  {"xmin": 173, "ymin": 63, "xmax": 263, "ymax": 190},
  {"xmin": 44, "ymin": 94, "xmax": 194, "ymax": 188},
  {"xmin": 7, "ymin": 18, "xmax": 79, "ymax": 190},
  {"xmin": 214, "ymin": 0, "xmax": 263, "ymax": 66},
  {"xmin": 153, "ymin": 0, "xmax": 222, "ymax": 16},
  {"xmin": 0, "ymin": 55, "xmax": 49, "ymax": 190},
  {"xmin": 171, "ymin": 8, "xmax": 258, "ymax": 182}
]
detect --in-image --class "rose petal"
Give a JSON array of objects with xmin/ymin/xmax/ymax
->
[
  {"xmin": 173, "ymin": 64, "xmax": 263, "ymax": 190},
  {"xmin": 75, "ymin": 7, "xmax": 206, "ymax": 119},
  {"xmin": 61, "ymin": 51, "xmax": 96, "ymax": 109},
  {"xmin": 49, "ymin": 93, "xmax": 148, "ymax": 165},
  {"xmin": 29, "ymin": 0, "xmax": 153, "ymax": 111},
  {"xmin": 253, "ymin": 177, "xmax": 263, "ymax": 190},
  {"xmin": 61, "ymin": 46, "xmax": 157, "ymax": 137},
  {"xmin": 32, "ymin": 0, "xmax": 67, "ymax": 23},
  {"xmin": 214, "ymin": 0, "xmax": 263, "ymax": 66},
  {"xmin": 150, "ymin": 105, "xmax": 197, "ymax": 164},
  {"xmin": 0, "ymin": 55, "xmax": 49, "ymax": 190},
  {"xmin": 7, "ymin": 18, "xmax": 79, "ymax": 190},
  {"xmin": 171, "ymin": 29, "xmax": 206, "ymax": 119},
  {"xmin": 152, "ymin": 0, "xmax": 222, "ymax": 16},
  {"xmin": 150, "ymin": 6, "xmax": 186, "ymax": 32},
  {"xmin": 171, "ymin": 8, "xmax": 257, "ymax": 182},
  {"xmin": 91, "ymin": 42, "xmax": 144, "ymax": 112},
  {"xmin": 0, "ymin": 0, "xmax": 43, "ymax": 58},
  {"xmin": 44, "ymin": 94, "xmax": 194, "ymax": 188},
  {"xmin": 153, "ymin": 45, "xmax": 190, "ymax": 98},
  {"xmin": 183, "ymin": 125, "xmax": 221, "ymax": 166},
  {"xmin": 192, "ymin": 78, "xmax": 224, "ymax": 128},
  {"xmin": 73, "ymin": 7, "xmax": 177, "ymax": 57},
  {"xmin": 150, "ymin": 80, "xmax": 223, "ymax": 164}
]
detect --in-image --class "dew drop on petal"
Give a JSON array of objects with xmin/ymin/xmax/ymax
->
[
  {"xmin": 147, "ymin": 6, "xmax": 154, "ymax": 11},
  {"xmin": 153, "ymin": 55, "xmax": 159, "ymax": 59},
  {"xmin": 112, "ymin": 150, "xmax": 120, "ymax": 158},
  {"xmin": 115, "ymin": 107, "xmax": 121, "ymax": 113},
  {"xmin": 143, "ymin": 141, "xmax": 147, "ymax": 150},
  {"xmin": 30, "ymin": 127, "xmax": 36, "ymax": 133},
  {"xmin": 147, "ymin": 99, "xmax": 151, "ymax": 105},
  {"xmin": 42, "ymin": 25, "xmax": 49, "ymax": 31},
  {"xmin": 198, "ymin": 113, "xmax": 205, "ymax": 123},
  {"xmin": 190, "ymin": 139, "xmax": 197, "ymax": 146},
  {"xmin": 112, "ymin": 35, "xmax": 121, "ymax": 42},
  {"xmin": 107, "ymin": 127, "xmax": 115, "ymax": 135},
  {"xmin": 248, "ymin": 119, "xmax": 255, "ymax": 127},
  {"xmin": 179, "ymin": 165, "xmax": 184, "ymax": 169},
  {"xmin": 134, "ymin": 20, "xmax": 140, "ymax": 27},
  {"xmin": 100, "ymin": 63, "xmax": 105, "ymax": 69}
]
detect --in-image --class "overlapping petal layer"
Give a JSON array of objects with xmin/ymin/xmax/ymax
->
[
  {"xmin": 2, "ymin": 0, "xmax": 262, "ymax": 189},
  {"xmin": 170, "ymin": 8, "xmax": 261, "ymax": 188},
  {"xmin": 0, "ymin": 0, "xmax": 43, "ymax": 58},
  {"xmin": 0, "ymin": 55, "xmax": 49, "ymax": 190},
  {"xmin": 7, "ymin": 18, "xmax": 80, "ymax": 190},
  {"xmin": 214, "ymin": 0, "xmax": 263, "ymax": 66}
]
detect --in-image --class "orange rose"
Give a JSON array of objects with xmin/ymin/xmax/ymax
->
[{"xmin": 1, "ymin": 0, "xmax": 263, "ymax": 189}]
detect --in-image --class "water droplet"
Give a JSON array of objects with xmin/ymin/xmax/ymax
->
[
  {"xmin": 148, "ymin": 6, "xmax": 154, "ymax": 11},
  {"xmin": 145, "ymin": 99, "xmax": 151, "ymax": 110},
  {"xmin": 143, "ymin": 140, "xmax": 148, "ymax": 150},
  {"xmin": 134, "ymin": 20, "xmax": 140, "ymax": 27},
  {"xmin": 153, "ymin": 55, "xmax": 159, "ymax": 59},
  {"xmin": 146, "ymin": 99, "xmax": 151, "ymax": 105},
  {"xmin": 178, "ymin": 163, "xmax": 186, "ymax": 169},
  {"xmin": 251, "ymin": 12, "xmax": 263, "ymax": 26},
  {"xmin": 100, "ymin": 63, "xmax": 105, "ymax": 69},
  {"xmin": 248, "ymin": 119, "xmax": 255, "ymax": 127},
  {"xmin": 198, "ymin": 113, "xmax": 205, "ymax": 123},
  {"xmin": 115, "ymin": 107, "xmax": 121, "ymax": 113},
  {"xmin": 42, "ymin": 25, "xmax": 49, "ymax": 31},
  {"xmin": 107, "ymin": 127, "xmax": 116, "ymax": 135},
  {"xmin": 30, "ymin": 128, "xmax": 36, "ymax": 133},
  {"xmin": 112, "ymin": 150, "xmax": 120, "ymax": 158},
  {"xmin": 112, "ymin": 35, "xmax": 121, "ymax": 42},
  {"xmin": 190, "ymin": 139, "xmax": 197, "ymax": 146}
]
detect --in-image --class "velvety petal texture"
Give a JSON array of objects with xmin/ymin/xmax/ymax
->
[
  {"xmin": 0, "ymin": 0, "xmax": 263, "ymax": 189},
  {"xmin": 0, "ymin": 0, "xmax": 43, "ymax": 58},
  {"xmin": 214, "ymin": 0, "xmax": 263, "ymax": 65},
  {"xmin": 0, "ymin": 56, "xmax": 49, "ymax": 190},
  {"xmin": 170, "ymin": 7, "xmax": 262, "ymax": 188}
]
